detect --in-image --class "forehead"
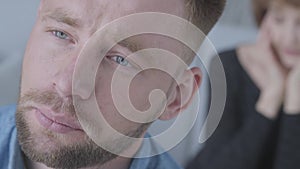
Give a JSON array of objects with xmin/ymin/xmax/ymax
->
[
  {"xmin": 270, "ymin": 1, "xmax": 300, "ymax": 15},
  {"xmin": 39, "ymin": 0, "xmax": 191, "ymax": 64},
  {"xmin": 40, "ymin": 0, "xmax": 186, "ymax": 29}
]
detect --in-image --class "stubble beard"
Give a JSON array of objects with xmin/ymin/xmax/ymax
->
[{"xmin": 16, "ymin": 90, "xmax": 148, "ymax": 169}]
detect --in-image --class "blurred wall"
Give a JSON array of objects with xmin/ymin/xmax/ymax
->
[
  {"xmin": 219, "ymin": 0, "xmax": 256, "ymax": 28},
  {"xmin": 0, "ymin": 0, "xmax": 40, "ymax": 54}
]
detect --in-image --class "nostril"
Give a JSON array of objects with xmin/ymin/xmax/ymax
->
[
  {"xmin": 52, "ymin": 82, "xmax": 57, "ymax": 89},
  {"xmin": 52, "ymin": 80, "xmax": 73, "ymax": 98}
]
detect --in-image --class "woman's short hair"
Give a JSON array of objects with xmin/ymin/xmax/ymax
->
[{"xmin": 252, "ymin": 0, "xmax": 300, "ymax": 27}]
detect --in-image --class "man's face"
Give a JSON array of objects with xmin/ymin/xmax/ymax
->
[{"xmin": 16, "ymin": 0, "xmax": 189, "ymax": 168}]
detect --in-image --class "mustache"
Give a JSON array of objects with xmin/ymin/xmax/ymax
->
[{"xmin": 18, "ymin": 89, "xmax": 76, "ymax": 116}]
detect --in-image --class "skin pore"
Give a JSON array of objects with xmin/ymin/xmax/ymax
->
[{"xmin": 16, "ymin": 0, "xmax": 201, "ymax": 169}]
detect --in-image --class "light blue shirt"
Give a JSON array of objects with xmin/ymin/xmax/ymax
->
[{"xmin": 0, "ymin": 105, "xmax": 182, "ymax": 169}]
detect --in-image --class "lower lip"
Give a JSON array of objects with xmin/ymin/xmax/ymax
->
[
  {"xmin": 35, "ymin": 109, "xmax": 79, "ymax": 134},
  {"xmin": 284, "ymin": 50, "xmax": 300, "ymax": 57}
]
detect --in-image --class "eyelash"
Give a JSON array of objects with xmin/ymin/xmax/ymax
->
[
  {"xmin": 49, "ymin": 29, "xmax": 74, "ymax": 43},
  {"xmin": 107, "ymin": 55, "xmax": 132, "ymax": 67},
  {"xmin": 52, "ymin": 30, "xmax": 69, "ymax": 39},
  {"xmin": 48, "ymin": 29, "xmax": 138, "ymax": 68}
]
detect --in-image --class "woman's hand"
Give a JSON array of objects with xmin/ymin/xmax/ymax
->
[
  {"xmin": 284, "ymin": 62, "xmax": 300, "ymax": 114},
  {"xmin": 238, "ymin": 19, "xmax": 287, "ymax": 119}
]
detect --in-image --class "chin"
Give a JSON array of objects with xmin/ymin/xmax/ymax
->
[
  {"xmin": 282, "ymin": 59, "xmax": 299, "ymax": 70},
  {"xmin": 278, "ymin": 54, "xmax": 299, "ymax": 70}
]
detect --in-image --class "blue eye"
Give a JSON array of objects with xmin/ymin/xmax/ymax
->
[
  {"xmin": 52, "ymin": 30, "xmax": 69, "ymax": 40},
  {"xmin": 110, "ymin": 55, "xmax": 130, "ymax": 67}
]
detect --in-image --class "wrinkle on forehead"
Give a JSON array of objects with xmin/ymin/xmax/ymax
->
[
  {"xmin": 38, "ymin": 0, "xmax": 191, "ymax": 64},
  {"xmin": 39, "ymin": 0, "xmax": 187, "ymax": 34},
  {"xmin": 129, "ymin": 0, "xmax": 186, "ymax": 17},
  {"xmin": 40, "ymin": 0, "xmax": 106, "ymax": 30}
]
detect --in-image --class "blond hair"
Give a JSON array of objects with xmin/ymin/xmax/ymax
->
[{"xmin": 186, "ymin": 0, "xmax": 226, "ymax": 35}]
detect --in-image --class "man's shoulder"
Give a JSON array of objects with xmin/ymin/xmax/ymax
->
[
  {"xmin": 131, "ymin": 151, "xmax": 182, "ymax": 169},
  {"xmin": 153, "ymin": 151, "xmax": 183, "ymax": 169},
  {"xmin": 0, "ymin": 104, "xmax": 18, "ymax": 145},
  {"xmin": 0, "ymin": 104, "xmax": 17, "ymax": 128},
  {"xmin": 0, "ymin": 105, "xmax": 24, "ymax": 169},
  {"xmin": 0, "ymin": 104, "xmax": 17, "ymax": 115},
  {"xmin": 130, "ymin": 135, "xmax": 182, "ymax": 169}
]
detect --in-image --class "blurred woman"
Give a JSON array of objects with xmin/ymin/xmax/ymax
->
[{"xmin": 187, "ymin": 0, "xmax": 300, "ymax": 168}]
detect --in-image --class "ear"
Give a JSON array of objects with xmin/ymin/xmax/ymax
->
[{"xmin": 159, "ymin": 67, "xmax": 202, "ymax": 121}]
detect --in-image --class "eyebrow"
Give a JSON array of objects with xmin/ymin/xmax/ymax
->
[
  {"xmin": 42, "ymin": 8, "xmax": 82, "ymax": 28},
  {"xmin": 117, "ymin": 39, "xmax": 142, "ymax": 53}
]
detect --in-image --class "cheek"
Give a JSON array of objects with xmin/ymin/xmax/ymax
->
[
  {"xmin": 94, "ymin": 82, "xmax": 141, "ymax": 136},
  {"xmin": 21, "ymin": 26, "xmax": 72, "ymax": 93},
  {"xmin": 270, "ymin": 27, "xmax": 283, "ymax": 47},
  {"xmin": 22, "ymin": 39, "xmax": 54, "ymax": 92},
  {"xmin": 267, "ymin": 16, "xmax": 283, "ymax": 46},
  {"xmin": 93, "ymin": 67, "xmax": 171, "ymax": 133},
  {"xmin": 129, "ymin": 71, "xmax": 173, "ymax": 112},
  {"xmin": 94, "ymin": 64, "xmax": 135, "ymax": 133}
]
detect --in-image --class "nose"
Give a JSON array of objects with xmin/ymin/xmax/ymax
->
[{"xmin": 52, "ymin": 57, "xmax": 77, "ymax": 99}]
